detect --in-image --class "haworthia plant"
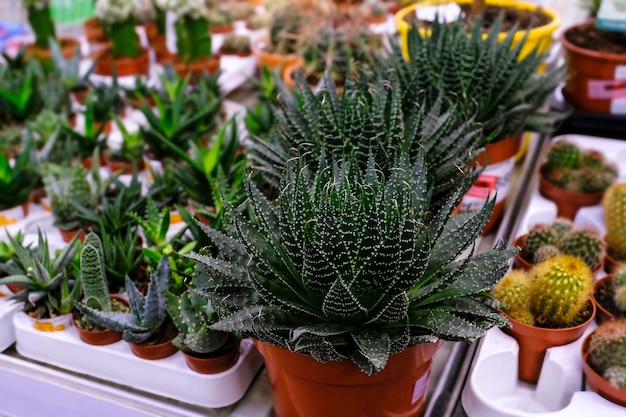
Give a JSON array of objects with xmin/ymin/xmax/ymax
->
[
  {"xmin": 191, "ymin": 152, "xmax": 517, "ymax": 375},
  {"xmin": 80, "ymin": 232, "xmax": 111, "ymax": 311},
  {"xmin": 76, "ymin": 257, "xmax": 171, "ymax": 344}
]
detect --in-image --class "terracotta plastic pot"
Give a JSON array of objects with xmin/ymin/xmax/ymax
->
[
  {"xmin": 58, "ymin": 228, "xmax": 85, "ymax": 243},
  {"xmin": 71, "ymin": 295, "xmax": 129, "ymax": 346},
  {"xmin": 581, "ymin": 331, "xmax": 626, "ymax": 406},
  {"xmin": 24, "ymin": 38, "xmax": 81, "ymax": 61},
  {"xmin": 6, "ymin": 284, "xmax": 26, "ymax": 295},
  {"xmin": 182, "ymin": 343, "xmax": 240, "ymax": 374},
  {"xmin": 105, "ymin": 155, "xmax": 145, "ymax": 175},
  {"xmin": 84, "ymin": 17, "xmax": 105, "ymax": 42},
  {"xmin": 142, "ymin": 21, "xmax": 159, "ymax": 42},
  {"xmin": 251, "ymin": 38, "xmax": 302, "ymax": 77},
  {"xmin": 604, "ymin": 251, "xmax": 625, "ymax": 274},
  {"xmin": 254, "ymin": 339, "xmax": 443, "ymax": 417},
  {"xmin": 461, "ymin": 135, "xmax": 521, "ymax": 235},
  {"xmin": 561, "ymin": 20, "xmax": 626, "ymax": 114},
  {"xmin": 172, "ymin": 56, "xmax": 221, "ymax": 79},
  {"xmin": 502, "ymin": 304, "xmax": 596, "ymax": 384},
  {"xmin": 538, "ymin": 165, "xmax": 604, "ymax": 220},
  {"xmin": 94, "ymin": 48, "xmax": 150, "ymax": 77},
  {"xmin": 592, "ymin": 276, "xmax": 617, "ymax": 324},
  {"xmin": 130, "ymin": 338, "xmax": 179, "ymax": 360}
]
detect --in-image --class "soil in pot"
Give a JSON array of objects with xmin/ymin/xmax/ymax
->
[
  {"xmin": 405, "ymin": 5, "xmax": 552, "ymax": 31},
  {"xmin": 564, "ymin": 25, "xmax": 626, "ymax": 55},
  {"xmin": 129, "ymin": 319, "xmax": 179, "ymax": 360},
  {"xmin": 72, "ymin": 296, "xmax": 130, "ymax": 345}
]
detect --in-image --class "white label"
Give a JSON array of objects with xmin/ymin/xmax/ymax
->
[
  {"xmin": 461, "ymin": 157, "xmax": 515, "ymax": 211},
  {"xmin": 611, "ymin": 66, "xmax": 626, "ymax": 114},
  {"xmin": 411, "ymin": 366, "xmax": 432, "ymax": 404},
  {"xmin": 415, "ymin": 4, "xmax": 463, "ymax": 23},
  {"xmin": 617, "ymin": 66, "xmax": 626, "ymax": 79}
]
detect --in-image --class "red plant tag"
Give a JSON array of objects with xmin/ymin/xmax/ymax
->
[{"xmin": 466, "ymin": 174, "xmax": 498, "ymax": 199}]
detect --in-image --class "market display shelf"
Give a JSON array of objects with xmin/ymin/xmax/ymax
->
[
  {"xmin": 461, "ymin": 134, "xmax": 626, "ymax": 417},
  {"xmin": 13, "ymin": 311, "xmax": 264, "ymax": 409},
  {"xmin": 0, "ymin": 287, "xmax": 21, "ymax": 352}
]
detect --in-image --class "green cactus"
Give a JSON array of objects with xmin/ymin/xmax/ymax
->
[
  {"xmin": 579, "ymin": 150, "xmax": 607, "ymax": 169},
  {"xmin": 76, "ymin": 257, "xmax": 171, "ymax": 344},
  {"xmin": 604, "ymin": 183, "xmax": 626, "ymax": 261},
  {"xmin": 587, "ymin": 320, "xmax": 626, "ymax": 376},
  {"xmin": 532, "ymin": 245, "xmax": 561, "ymax": 264},
  {"xmin": 545, "ymin": 167, "xmax": 576, "ymax": 190},
  {"xmin": 603, "ymin": 366, "xmax": 626, "ymax": 388},
  {"xmin": 546, "ymin": 141, "xmax": 580, "ymax": 169},
  {"xmin": 613, "ymin": 268, "xmax": 626, "ymax": 313},
  {"xmin": 557, "ymin": 228, "xmax": 605, "ymax": 271},
  {"xmin": 523, "ymin": 224, "xmax": 558, "ymax": 262},
  {"xmin": 552, "ymin": 217, "xmax": 574, "ymax": 237},
  {"xmin": 493, "ymin": 270, "xmax": 534, "ymax": 325},
  {"xmin": 80, "ymin": 233, "xmax": 111, "ymax": 311},
  {"xmin": 530, "ymin": 255, "xmax": 594, "ymax": 328},
  {"xmin": 165, "ymin": 289, "xmax": 237, "ymax": 355},
  {"xmin": 579, "ymin": 166, "xmax": 619, "ymax": 193}
]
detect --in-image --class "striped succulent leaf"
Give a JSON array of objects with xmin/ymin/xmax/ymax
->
[{"xmin": 192, "ymin": 152, "xmax": 516, "ymax": 375}]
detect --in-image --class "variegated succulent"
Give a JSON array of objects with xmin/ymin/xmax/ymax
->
[{"xmin": 191, "ymin": 153, "xmax": 516, "ymax": 375}]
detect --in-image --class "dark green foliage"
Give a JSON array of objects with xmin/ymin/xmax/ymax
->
[
  {"xmin": 27, "ymin": 5, "xmax": 56, "ymax": 48},
  {"xmin": 0, "ymin": 135, "xmax": 41, "ymax": 210},
  {"xmin": 176, "ymin": 16, "xmax": 212, "ymax": 62},
  {"xmin": 192, "ymin": 153, "xmax": 516, "ymax": 375},
  {"xmin": 383, "ymin": 17, "xmax": 567, "ymax": 142},
  {"xmin": 110, "ymin": 18, "xmax": 141, "ymax": 58}
]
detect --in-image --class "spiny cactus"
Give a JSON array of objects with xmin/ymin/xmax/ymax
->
[
  {"xmin": 532, "ymin": 245, "xmax": 561, "ymax": 264},
  {"xmin": 543, "ymin": 142, "xmax": 618, "ymax": 193},
  {"xmin": 523, "ymin": 225, "xmax": 558, "ymax": 260},
  {"xmin": 604, "ymin": 366, "xmax": 626, "ymax": 388},
  {"xmin": 165, "ymin": 289, "xmax": 237, "ymax": 354},
  {"xmin": 604, "ymin": 184, "xmax": 626, "ymax": 261},
  {"xmin": 557, "ymin": 228, "xmax": 605, "ymax": 272},
  {"xmin": 587, "ymin": 320, "xmax": 626, "ymax": 377},
  {"xmin": 546, "ymin": 141, "xmax": 580, "ymax": 169},
  {"xmin": 613, "ymin": 268, "xmax": 626, "ymax": 313},
  {"xmin": 492, "ymin": 270, "xmax": 534, "ymax": 325},
  {"xmin": 530, "ymin": 255, "xmax": 594, "ymax": 328},
  {"xmin": 552, "ymin": 217, "xmax": 574, "ymax": 237}
]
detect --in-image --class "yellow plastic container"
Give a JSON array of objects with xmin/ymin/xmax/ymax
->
[{"xmin": 395, "ymin": 0, "xmax": 560, "ymax": 62}]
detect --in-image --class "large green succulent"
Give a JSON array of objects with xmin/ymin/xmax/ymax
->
[
  {"xmin": 383, "ymin": 17, "xmax": 568, "ymax": 143},
  {"xmin": 191, "ymin": 153, "xmax": 516, "ymax": 375}
]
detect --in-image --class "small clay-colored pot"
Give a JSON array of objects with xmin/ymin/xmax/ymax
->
[
  {"xmin": 94, "ymin": 48, "xmax": 150, "ymax": 77},
  {"xmin": 502, "ymin": 303, "xmax": 596, "ymax": 384},
  {"xmin": 172, "ymin": 55, "xmax": 221, "ymax": 79},
  {"xmin": 251, "ymin": 38, "xmax": 302, "ymax": 77},
  {"xmin": 582, "ymin": 330, "xmax": 626, "ymax": 406},
  {"xmin": 182, "ymin": 342, "xmax": 240, "ymax": 374},
  {"xmin": 24, "ymin": 38, "xmax": 81, "ymax": 61},
  {"xmin": 538, "ymin": 165, "xmax": 604, "ymax": 220},
  {"xmin": 71, "ymin": 295, "xmax": 129, "ymax": 346},
  {"xmin": 130, "ymin": 338, "xmax": 179, "ymax": 360},
  {"xmin": 592, "ymin": 276, "xmax": 617, "ymax": 324},
  {"xmin": 58, "ymin": 228, "xmax": 85, "ymax": 243},
  {"xmin": 604, "ymin": 251, "xmax": 626, "ymax": 274},
  {"xmin": 105, "ymin": 154, "xmax": 145, "ymax": 175}
]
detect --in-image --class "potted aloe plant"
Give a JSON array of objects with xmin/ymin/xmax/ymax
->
[
  {"xmin": 105, "ymin": 116, "xmax": 145, "ymax": 174},
  {"xmin": 0, "ymin": 231, "xmax": 81, "ymax": 331},
  {"xmin": 93, "ymin": 0, "xmax": 150, "ymax": 76},
  {"xmin": 156, "ymin": 0, "xmax": 220, "ymax": 77},
  {"xmin": 76, "ymin": 257, "xmax": 178, "ymax": 360},
  {"xmin": 21, "ymin": 0, "xmax": 80, "ymax": 61}
]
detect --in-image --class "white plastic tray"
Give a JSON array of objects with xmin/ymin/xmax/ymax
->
[
  {"xmin": 0, "ymin": 287, "xmax": 21, "ymax": 352},
  {"xmin": 14, "ymin": 311, "xmax": 264, "ymax": 408},
  {"xmin": 462, "ymin": 134, "xmax": 626, "ymax": 416}
]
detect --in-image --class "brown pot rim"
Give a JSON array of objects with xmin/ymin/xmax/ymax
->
[
  {"xmin": 502, "ymin": 301, "xmax": 596, "ymax": 336},
  {"xmin": 560, "ymin": 20, "xmax": 626, "ymax": 63},
  {"xmin": 130, "ymin": 337, "xmax": 179, "ymax": 360},
  {"xmin": 592, "ymin": 275, "xmax": 619, "ymax": 324},
  {"xmin": 72, "ymin": 294, "xmax": 129, "ymax": 346},
  {"xmin": 581, "ymin": 330, "xmax": 626, "ymax": 406},
  {"xmin": 94, "ymin": 47, "xmax": 150, "ymax": 77},
  {"xmin": 182, "ymin": 342, "xmax": 240, "ymax": 374},
  {"xmin": 476, "ymin": 134, "xmax": 522, "ymax": 166}
]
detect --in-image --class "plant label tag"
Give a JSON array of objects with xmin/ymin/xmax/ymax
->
[
  {"xmin": 412, "ymin": 366, "xmax": 432, "ymax": 404},
  {"xmin": 597, "ymin": 0, "xmax": 626, "ymax": 33},
  {"xmin": 415, "ymin": 4, "xmax": 463, "ymax": 24},
  {"xmin": 462, "ymin": 157, "xmax": 515, "ymax": 211}
]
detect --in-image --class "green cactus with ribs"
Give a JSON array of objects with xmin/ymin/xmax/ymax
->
[
  {"xmin": 604, "ymin": 183, "xmax": 626, "ymax": 261},
  {"xmin": 543, "ymin": 141, "xmax": 618, "ymax": 193},
  {"xmin": 494, "ymin": 254, "xmax": 594, "ymax": 328},
  {"xmin": 613, "ymin": 268, "xmax": 626, "ymax": 313},
  {"xmin": 587, "ymin": 319, "xmax": 626, "ymax": 388},
  {"xmin": 521, "ymin": 219, "xmax": 604, "ymax": 270}
]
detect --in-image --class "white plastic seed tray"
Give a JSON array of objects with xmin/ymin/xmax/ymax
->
[
  {"xmin": 462, "ymin": 134, "xmax": 626, "ymax": 416},
  {"xmin": 0, "ymin": 287, "xmax": 21, "ymax": 352},
  {"xmin": 13, "ymin": 311, "xmax": 264, "ymax": 408}
]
